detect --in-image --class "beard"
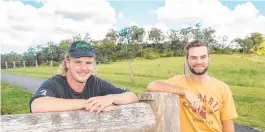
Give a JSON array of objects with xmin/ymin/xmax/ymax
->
[{"xmin": 188, "ymin": 63, "xmax": 208, "ymax": 75}]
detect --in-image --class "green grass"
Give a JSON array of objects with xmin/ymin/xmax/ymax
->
[
  {"xmin": 1, "ymin": 82, "xmax": 33, "ymax": 115},
  {"xmin": 3, "ymin": 54, "xmax": 265, "ymax": 88},
  {"xmin": 1, "ymin": 54, "xmax": 265, "ymax": 129},
  {"xmin": 1, "ymin": 82, "xmax": 264, "ymax": 129},
  {"xmin": 231, "ymin": 86, "xmax": 265, "ymax": 130}
]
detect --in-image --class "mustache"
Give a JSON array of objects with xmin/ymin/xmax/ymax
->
[
  {"xmin": 77, "ymin": 70, "xmax": 91, "ymax": 74},
  {"xmin": 193, "ymin": 64, "xmax": 205, "ymax": 67}
]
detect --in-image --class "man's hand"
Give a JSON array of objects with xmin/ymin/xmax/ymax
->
[
  {"xmin": 92, "ymin": 105, "xmax": 116, "ymax": 112},
  {"xmin": 184, "ymin": 89, "xmax": 202, "ymax": 111},
  {"xmin": 84, "ymin": 95, "xmax": 114, "ymax": 114}
]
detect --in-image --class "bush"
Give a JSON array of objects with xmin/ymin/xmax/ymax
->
[
  {"xmin": 255, "ymin": 47, "xmax": 265, "ymax": 55},
  {"xmin": 173, "ymin": 50, "xmax": 185, "ymax": 56},
  {"xmin": 39, "ymin": 61, "xmax": 60, "ymax": 67},
  {"xmin": 142, "ymin": 48, "xmax": 159, "ymax": 60},
  {"xmin": 211, "ymin": 48, "xmax": 234, "ymax": 54},
  {"xmin": 159, "ymin": 51, "xmax": 174, "ymax": 58},
  {"xmin": 222, "ymin": 48, "xmax": 234, "ymax": 54},
  {"xmin": 110, "ymin": 53, "xmax": 118, "ymax": 62},
  {"xmin": 40, "ymin": 61, "xmax": 50, "ymax": 66},
  {"xmin": 53, "ymin": 62, "xmax": 60, "ymax": 67}
]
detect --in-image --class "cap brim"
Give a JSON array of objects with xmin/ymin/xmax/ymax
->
[{"xmin": 70, "ymin": 50, "xmax": 95, "ymax": 58}]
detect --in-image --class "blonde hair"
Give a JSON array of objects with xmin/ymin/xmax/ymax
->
[
  {"xmin": 59, "ymin": 53, "xmax": 70, "ymax": 76},
  {"xmin": 59, "ymin": 52, "xmax": 97, "ymax": 76}
]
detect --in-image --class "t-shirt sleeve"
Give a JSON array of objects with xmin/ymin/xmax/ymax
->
[
  {"xmin": 29, "ymin": 80, "xmax": 58, "ymax": 112},
  {"xmin": 96, "ymin": 77, "xmax": 129, "ymax": 96},
  {"xmin": 220, "ymin": 84, "xmax": 238, "ymax": 120},
  {"xmin": 164, "ymin": 75, "xmax": 182, "ymax": 85}
]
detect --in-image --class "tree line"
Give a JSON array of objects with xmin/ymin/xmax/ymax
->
[{"xmin": 1, "ymin": 24, "xmax": 265, "ymax": 65}]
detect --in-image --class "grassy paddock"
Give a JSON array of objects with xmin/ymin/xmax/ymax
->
[
  {"xmin": 1, "ymin": 54, "xmax": 265, "ymax": 129},
  {"xmin": 3, "ymin": 54, "xmax": 265, "ymax": 88},
  {"xmin": 1, "ymin": 82, "xmax": 33, "ymax": 115},
  {"xmin": 1, "ymin": 82, "xmax": 264, "ymax": 129}
]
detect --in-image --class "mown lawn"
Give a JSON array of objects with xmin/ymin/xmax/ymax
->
[
  {"xmin": 1, "ymin": 54, "xmax": 265, "ymax": 129},
  {"xmin": 1, "ymin": 82, "xmax": 33, "ymax": 115},
  {"xmin": 3, "ymin": 54, "xmax": 265, "ymax": 88}
]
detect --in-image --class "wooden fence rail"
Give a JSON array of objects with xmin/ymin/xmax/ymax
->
[{"xmin": 1, "ymin": 92, "xmax": 180, "ymax": 132}]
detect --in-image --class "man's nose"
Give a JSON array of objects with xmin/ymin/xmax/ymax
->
[
  {"xmin": 79, "ymin": 63, "xmax": 86, "ymax": 70},
  {"xmin": 196, "ymin": 58, "xmax": 203, "ymax": 64}
]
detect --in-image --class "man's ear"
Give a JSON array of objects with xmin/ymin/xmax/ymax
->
[
  {"xmin": 185, "ymin": 55, "xmax": 189, "ymax": 62},
  {"xmin": 65, "ymin": 58, "xmax": 70, "ymax": 69}
]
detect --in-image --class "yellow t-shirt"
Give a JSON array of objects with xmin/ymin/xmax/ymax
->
[{"xmin": 165, "ymin": 74, "xmax": 238, "ymax": 132}]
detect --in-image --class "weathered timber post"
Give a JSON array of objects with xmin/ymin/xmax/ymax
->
[
  {"xmin": 138, "ymin": 92, "xmax": 180, "ymax": 132},
  {"xmin": 1, "ymin": 92, "xmax": 180, "ymax": 132}
]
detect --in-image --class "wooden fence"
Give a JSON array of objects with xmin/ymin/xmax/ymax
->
[{"xmin": 1, "ymin": 92, "xmax": 180, "ymax": 132}]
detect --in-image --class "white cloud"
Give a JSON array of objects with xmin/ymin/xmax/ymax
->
[
  {"xmin": 154, "ymin": 23, "xmax": 169, "ymax": 33},
  {"xmin": 156, "ymin": 0, "xmax": 265, "ymax": 42},
  {"xmin": 117, "ymin": 12, "xmax": 124, "ymax": 19},
  {"xmin": 141, "ymin": 23, "xmax": 169, "ymax": 33},
  {"xmin": 140, "ymin": 23, "xmax": 170, "ymax": 43},
  {"xmin": 0, "ymin": 0, "xmax": 116, "ymax": 53},
  {"xmin": 129, "ymin": 22, "xmax": 138, "ymax": 26}
]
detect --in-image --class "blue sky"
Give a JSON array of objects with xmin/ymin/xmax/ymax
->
[
  {"xmin": 1, "ymin": 0, "xmax": 265, "ymax": 53},
  {"xmin": 110, "ymin": 1, "xmax": 164, "ymax": 28},
  {"xmin": 22, "ymin": 0, "xmax": 265, "ymax": 29},
  {"xmin": 112, "ymin": 1, "xmax": 265, "ymax": 29}
]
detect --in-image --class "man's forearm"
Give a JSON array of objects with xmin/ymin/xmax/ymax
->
[
  {"xmin": 222, "ymin": 120, "xmax": 235, "ymax": 132},
  {"xmin": 147, "ymin": 80, "xmax": 186, "ymax": 96},
  {"xmin": 31, "ymin": 97, "xmax": 86, "ymax": 113},
  {"xmin": 108, "ymin": 92, "xmax": 139, "ymax": 105}
]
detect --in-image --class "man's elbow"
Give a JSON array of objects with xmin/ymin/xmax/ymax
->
[
  {"xmin": 31, "ymin": 107, "xmax": 45, "ymax": 113},
  {"xmin": 147, "ymin": 81, "xmax": 160, "ymax": 92},
  {"xmin": 31, "ymin": 104, "xmax": 44, "ymax": 113},
  {"xmin": 127, "ymin": 92, "xmax": 139, "ymax": 103},
  {"xmin": 133, "ymin": 94, "xmax": 139, "ymax": 103},
  {"xmin": 30, "ymin": 98, "xmax": 49, "ymax": 113}
]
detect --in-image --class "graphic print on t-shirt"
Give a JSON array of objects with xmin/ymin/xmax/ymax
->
[
  {"xmin": 182, "ymin": 92, "xmax": 221, "ymax": 125},
  {"xmin": 39, "ymin": 89, "xmax": 47, "ymax": 96}
]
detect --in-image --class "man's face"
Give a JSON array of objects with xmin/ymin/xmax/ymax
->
[
  {"xmin": 66, "ymin": 56, "xmax": 94, "ymax": 83},
  {"xmin": 187, "ymin": 46, "xmax": 210, "ymax": 75}
]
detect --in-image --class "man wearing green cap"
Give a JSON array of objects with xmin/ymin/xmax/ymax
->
[{"xmin": 30, "ymin": 41, "xmax": 139, "ymax": 114}]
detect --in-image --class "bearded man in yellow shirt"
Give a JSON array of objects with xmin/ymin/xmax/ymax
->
[{"xmin": 147, "ymin": 40, "xmax": 238, "ymax": 132}]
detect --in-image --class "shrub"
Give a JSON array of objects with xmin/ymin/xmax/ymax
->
[
  {"xmin": 142, "ymin": 48, "xmax": 159, "ymax": 60},
  {"xmin": 160, "ymin": 51, "xmax": 174, "ymax": 58},
  {"xmin": 53, "ymin": 62, "xmax": 60, "ymax": 67},
  {"xmin": 173, "ymin": 50, "xmax": 185, "ymax": 56}
]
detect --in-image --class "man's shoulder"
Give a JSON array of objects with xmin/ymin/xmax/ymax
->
[
  {"xmin": 211, "ymin": 77, "xmax": 229, "ymax": 86},
  {"xmin": 169, "ymin": 74, "xmax": 188, "ymax": 81},
  {"xmin": 210, "ymin": 77, "xmax": 230, "ymax": 92},
  {"xmin": 41, "ymin": 74, "xmax": 65, "ymax": 87},
  {"xmin": 166, "ymin": 74, "xmax": 187, "ymax": 84},
  {"xmin": 87, "ymin": 75, "xmax": 99, "ymax": 82},
  {"xmin": 86, "ymin": 75, "xmax": 108, "ymax": 86}
]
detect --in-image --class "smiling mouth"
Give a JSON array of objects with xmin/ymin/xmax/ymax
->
[
  {"xmin": 78, "ymin": 73, "xmax": 88, "ymax": 76},
  {"xmin": 194, "ymin": 66, "xmax": 204, "ymax": 68}
]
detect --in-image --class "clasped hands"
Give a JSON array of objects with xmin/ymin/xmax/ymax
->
[{"xmin": 83, "ymin": 95, "xmax": 116, "ymax": 115}]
